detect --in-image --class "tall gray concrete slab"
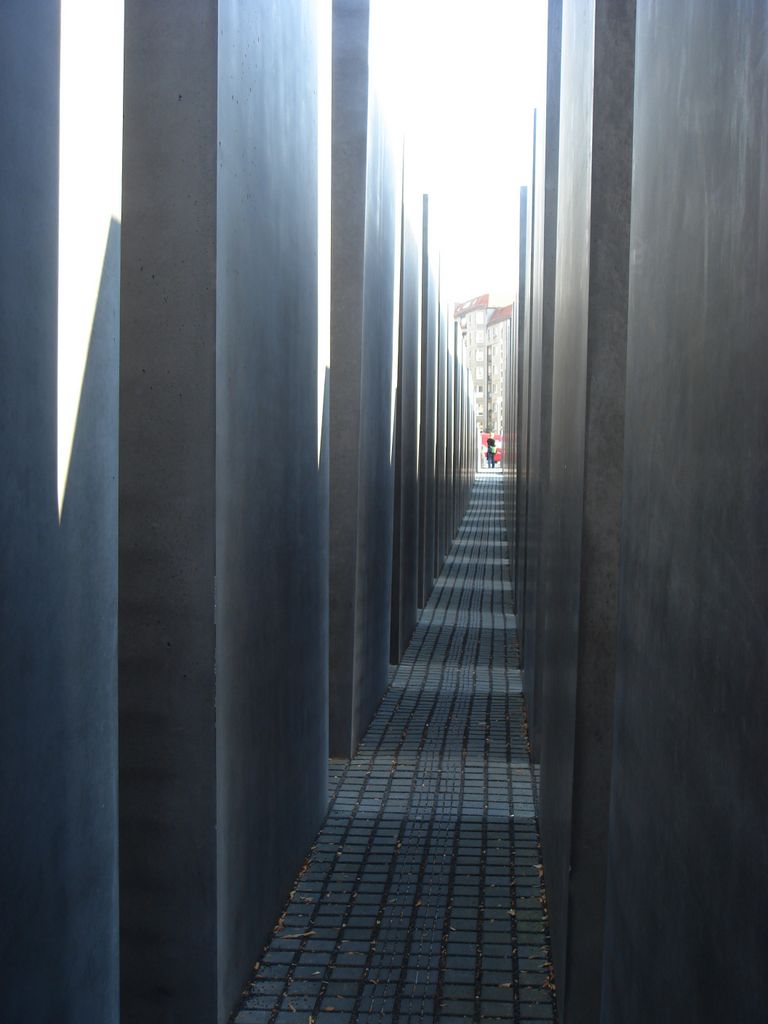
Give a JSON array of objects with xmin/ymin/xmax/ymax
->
[
  {"xmin": 350, "ymin": 55, "xmax": 402, "ymax": 748},
  {"xmin": 330, "ymin": 0, "xmax": 402, "ymax": 756},
  {"xmin": 444, "ymin": 311, "xmax": 452, "ymax": 548},
  {"xmin": 517, "ymin": 119, "xmax": 537, "ymax": 663},
  {"xmin": 513, "ymin": 186, "xmax": 529, "ymax": 611},
  {"xmin": 120, "ymin": 8, "xmax": 220, "ymax": 1017},
  {"xmin": 215, "ymin": 2, "xmax": 328, "ymax": 1015},
  {"xmin": 521, "ymin": 111, "xmax": 544, "ymax": 707},
  {"xmin": 390, "ymin": 167, "xmax": 422, "ymax": 663},
  {"xmin": 435, "ymin": 299, "xmax": 449, "ymax": 572},
  {"xmin": 448, "ymin": 321, "xmax": 460, "ymax": 536},
  {"xmin": 601, "ymin": 2, "xmax": 768, "ymax": 1020},
  {"xmin": 418, "ymin": 197, "xmax": 439, "ymax": 607},
  {"xmin": 455, "ymin": 324, "xmax": 468, "ymax": 530},
  {"xmin": 460, "ymin": 360, "xmax": 470, "ymax": 513},
  {"xmin": 444, "ymin": 304, "xmax": 454, "ymax": 552},
  {"xmin": 538, "ymin": 0, "xmax": 635, "ymax": 1019},
  {"xmin": 120, "ymin": 3, "xmax": 328, "ymax": 1020},
  {"xmin": 504, "ymin": 298, "xmax": 519, "ymax": 567},
  {"xmin": 523, "ymin": 0, "xmax": 563, "ymax": 760},
  {"xmin": 0, "ymin": 4, "xmax": 121, "ymax": 1020},
  {"xmin": 329, "ymin": 0, "xmax": 369, "ymax": 756}
]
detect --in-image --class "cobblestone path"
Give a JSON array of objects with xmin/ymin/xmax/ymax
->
[{"xmin": 234, "ymin": 474, "xmax": 556, "ymax": 1023}]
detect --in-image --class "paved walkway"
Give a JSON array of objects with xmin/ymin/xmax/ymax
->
[{"xmin": 234, "ymin": 474, "xmax": 556, "ymax": 1023}]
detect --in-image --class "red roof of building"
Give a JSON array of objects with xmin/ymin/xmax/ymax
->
[
  {"xmin": 453, "ymin": 293, "xmax": 490, "ymax": 318},
  {"xmin": 487, "ymin": 304, "xmax": 513, "ymax": 326}
]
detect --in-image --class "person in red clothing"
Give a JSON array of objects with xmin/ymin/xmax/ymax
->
[{"xmin": 486, "ymin": 435, "xmax": 496, "ymax": 468}]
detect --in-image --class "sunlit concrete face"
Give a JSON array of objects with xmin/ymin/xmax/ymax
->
[
  {"xmin": 601, "ymin": 2, "xmax": 768, "ymax": 1021},
  {"xmin": 119, "ymin": 3, "xmax": 328, "ymax": 1022},
  {"xmin": 1, "ymin": 2, "xmax": 122, "ymax": 1020}
]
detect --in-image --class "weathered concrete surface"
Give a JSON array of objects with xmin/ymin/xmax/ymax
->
[
  {"xmin": 418, "ymin": 196, "xmax": 439, "ymax": 607},
  {"xmin": 522, "ymin": 0, "xmax": 562, "ymax": 761},
  {"xmin": 0, "ymin": 4, "xmax": 121, "ymax": 1020},
  {"xmin": 329, "ymin": 0, "xmax": 402, "ymax": 756},
  {"xmin": 390, "ymin": 166, "xmax": 422, "ymax": 663},
  {"xmin": 120, "ymin": 3, "xmax": 328, "ymax": 1021},
  {"xmin": 601, "ymin": 2, "xmax": 768, "ymax": 1021},
  {"xmin": 538, "ymin": 0, "xmax": 635, "ymax": 1019}
]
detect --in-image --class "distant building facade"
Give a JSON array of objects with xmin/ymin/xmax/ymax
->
[{"xmin": 454, "ymin": 294, "xmax": 512, "ymax": 436}]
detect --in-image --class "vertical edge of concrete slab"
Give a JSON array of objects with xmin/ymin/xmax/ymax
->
[
  {"xmin": 517, "ymin": 116, "xmax": 537, "ymax": 669},
  {"xmin": 504, "ymin": 295, "xmax": 519, "ymax": 592},
  {"xmin": 418, "ymin": 195, "xmax": 439, "ymax": 607},
  {"xmin": 435, "ymin": 296, "xmax": 448, "ymax": 573},
  {"xmin": 349, "ymin": 13, "xmax": 403, "ymax": 749},
  {"xmin": 527, "ymin": 0, "xmax": 563, "ymax": 763},
  {"xmin": 538, "ymin": 0, "xmax": 636, "ymax": 1017},
  {"xmin": 331, "ymin": 0, "xmax": 402, "ymax": 755},
  {"xmin": 512, "ymin": 186, "xmax": 529, "ymax": 611},
  {"xmin": 391, "ymin": 159, "xmax": 423, "ymax": 663},
  {"xmin": 1, "ymin": 4, "xmax": 121, "ymax": 1020}
]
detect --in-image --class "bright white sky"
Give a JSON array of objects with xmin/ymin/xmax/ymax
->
[{"xmin": 388, "ymin": 0, "xmax": 548, "ymax": 307}]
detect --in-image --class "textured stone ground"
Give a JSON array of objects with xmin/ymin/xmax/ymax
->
[{"xmin": 234, "ymin": 475, "xmax": 556, "ymax": 1023}]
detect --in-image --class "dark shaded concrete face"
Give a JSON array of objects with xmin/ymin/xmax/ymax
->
[
  {"xmin": 602, "ymin": 2, "xmax": 768, "ymax": 1020},
  {"xmin": 1, "ymin": 4, "xmax": 120, "ymax": 1021},
  {"xmin": 120, "ymin": 2, "xmax": 327, "ymax": 1022}
]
